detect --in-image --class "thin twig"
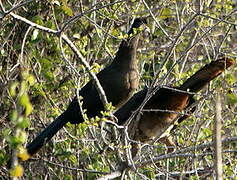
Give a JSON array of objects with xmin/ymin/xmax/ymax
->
[
  {"xmin": 142, "ymin": 0, "xmax": 172, "ymax": 41},
  {"xmin": 33, "ymin": 158, "xmax": 108, "ymax": 174},
  {"xmin": 61, "ymin": 0, "xmax": 127, "ymax": 32},
  {"xmin": 20, "ymin": 26, "xmax": 32, "ymax": 65},
  {"xmin": 196, "ymin": 10, "xmax": 237, "ymax": 27},
  {"xmin": 58, "ymin": 36, "xmax": 81, "ymax": 78},
  {"xmin": 4, "ymin": 0, "xmax": 33, "ymax": 16}
]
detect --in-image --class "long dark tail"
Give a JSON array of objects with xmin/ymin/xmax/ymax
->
[
  {"xmin": 174, "ymin": 57, "xmax": 235, "ymax": 128},
  {"xmin": 26, "ymin": 113, "xmax": 68, "ymax": 157},
  {"xmin": 179, "ymin": 57, "xmax": 235, "ymax": 92}
]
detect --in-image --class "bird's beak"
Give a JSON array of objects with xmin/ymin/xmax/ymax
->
[
  {"xmin": 143, "ymin": 24, "xmax": 151, "ymax": 34},
  {"xmin": 142, "ymin": 23, "xmax": 151, "ymax": 40}
]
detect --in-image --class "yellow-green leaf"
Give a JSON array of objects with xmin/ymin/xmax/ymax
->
[
  {"xmin": 19, "ymin": 94, "xmax": 30, "ymax": 106},
  {"xmin": 226, "ymin": 93, "xmax": 237, "ymax": 105},
  {"xmin": 25, "ymin": 103, "xmax": 33, "ymax": 116},
  {"xmin": 160, "ymin": 8, "xmax": 172, "ymax": 19},
  {"xmin": 10, "ymin": 82, "xmax": 19, "ymax": 97},
  {"xmin": 16, "ymin": 131, "xmax": 27, "ymax": 144},
  {"xmin": 17, "ymin": 117, "xmax": 31, "ymax": 128},
  {"xmin": 19, "ymin": 81, "xmax": 27, "ymax": 96},
  {"xmin": 10, "ymin": 165, "xmax": 24, "ymax": 177},
  {"xmin": 27, "ymin": 74, "xmax": 35, "ymax": 86},
  {"xmin": 61, "ymin": 0, "xmax": 73, "ymax": 16},
  {"xmin": 17, "ymin": 146, "xmax": 30, "ymax": 161},
  {"xmin": 10, "ymin": 110, "xmax": 18, "ymax": 122},
  {"xmin": 73, "ymin": 33, "xmax": 81, "ymax": 39}
]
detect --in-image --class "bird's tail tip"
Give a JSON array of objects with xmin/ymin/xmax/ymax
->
[{"xmin": 215, "ymin": 56, "xmax": 235, "ymax": 68}]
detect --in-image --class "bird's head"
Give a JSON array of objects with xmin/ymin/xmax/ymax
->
[{"xmin": 128, "ymin": 17, "xmax": 149, "ymax": 35}]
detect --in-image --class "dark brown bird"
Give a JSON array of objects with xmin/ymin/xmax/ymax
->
[
  {"xmin": 26, "ymin": 18, "xmax": 147, "ymax": 157},
  {"xmin": 115, "ymin": 57, "xmax": 235, "ymax": 155}
]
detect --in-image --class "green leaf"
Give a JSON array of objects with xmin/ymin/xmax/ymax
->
[
  {"xmin": 19, "ymin": 94, "xmax": 30, "ymax": 107},
  {"xmin": 160, "ymin": 8, "xmax": 172, "ymax": 19},
  {"xmin": 91, "ymin": 63, "xmax": 101, "ymax": 73},
  {"xmin": 31, "ymin": 15, "xmax": 44, "ymax": 25},
  {"xmin": 10, "ymin": 111, "xmax": 18, "ymax": 122},
  {"xmin": 226, "ymin": 93, "xmax": 237, "ymax": 105},
  {"xmin": 44, "ymin": 71, "xmax": 54, "ymax": 81},
  {"xmin": 19, "ymin": 81, "xmax": 27, "ymax": 96},
  {"xmin": 38, "ymin": 58, "xmax": 52, "ymax": 70},
  {"xmin": 10, "ymin": 135, "xmax": 24, "ymax": 146},
  {"xmin": 19, "ymin": 94, "xmax": 33, "ymax": 116},
  {"xmin": 2, "ymin": 128, "xmax": 11, "ymax": 137},
  {"xmin": 69, "ymin": 155, "xmax": 77, "ymax": 164},
  {"xmin": 202, "ymin": 127, "xmax": 212, "ymax": 137},
  {"xmin": 225, "ymin": 73, "xmax": 236, "ymax": 84},
  {"xmin": 32, "ymin": 83, "xmax": 46, "ymax": 97},
  {"xmin": 1, "ymin": 48, "xmax": 6, "ymax": 56},
  {"xmin": 64, "ymin": 175, "xmax": 73, "ymax": 180},
  {"xmin": 9, "ymin": 82, "xmax": 19, "ymax": 97},
  {"xmin": 17, "ymin": 117, "xmax": 31, "ymax": 129},
  {"xmin": 61, "ymin": 0, "xmax": 73, "ymax": 16},
  {"xmin": 27, "ymin": 74, "xmax": 35, "ymax": 85}
]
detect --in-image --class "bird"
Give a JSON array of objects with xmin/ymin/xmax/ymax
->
[
  {"xmin": 25, "ymin": 18, "xmax": 147, "ymax": 157},
  {"xmin": 115, "ymin": 57, "xmax": 235, "ymax": 156}
]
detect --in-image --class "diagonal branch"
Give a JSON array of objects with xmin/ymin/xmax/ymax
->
[
  {"xmin": 61, "ymin": 34, "xmax": 109, "ymax": 106},
  {"xmin": 9, "ymin": 12, "xmax": 58, "ymax": 34},
  {"xmin": 7, "ymin": 11, "xmax": 109, "ymax": 108}
]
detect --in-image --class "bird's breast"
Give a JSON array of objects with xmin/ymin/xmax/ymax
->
[{"xmin": 127, "ymin": 68, "xmax": 139, "ymax": 91}]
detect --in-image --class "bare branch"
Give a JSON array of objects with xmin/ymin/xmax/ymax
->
[
  {"xmin": 33, "ymin": 158, "xmax": 108, "ymax": 174},
  {"xmin": 61, "ymin": 0, "xmax": 128, "ymax": 32},
  {"xmin": 142, "ymin": 0, "xmax": 172, "ymax": 41},
  {"xmin": 214, "ymin": 92, "xmax": 223, "ymax": 180},
  {"xmin": 9, "ymin": 12, "xmax": 58, "ymax": 34},
  {"xmin": 19, "ymin": 26, "xmax": 32, "ymax": 65},
  {"xmin": 195, "ymin": 10, "xmax": 237, "ymax": 27},
  {"xmin": 96, "ymin": 170, "xmax": 123, "ymax": 180},
  {"xmin": 138, "ymin": 136, "xmax": 237, "ymax": 167},
  {"xmin": 5, "ymin": 0, "xmax": 33, "ymax": 16}
]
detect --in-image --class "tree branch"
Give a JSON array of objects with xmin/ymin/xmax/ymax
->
[
  {"xmin": 214, "ymin": 92, "xmax": 223, "ymax": 179},
  {"xmin": 60, "ymin": 0, "xmax": 127, "ymax": 32},
  {"xmin": 7, "ymin": 11, "xmax": 109, "ymax": 109},
  {"xmin": 61, "ymin": 34, "xmax": 109, "ymax": 106},
  {"xmin": 138, "ymin": 136, "xmax": 237, "ymax": 167}
]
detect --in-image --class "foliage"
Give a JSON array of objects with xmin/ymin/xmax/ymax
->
[{"xmin": 0, "ymin": 0, "xmax": 236, "ymax": 179}]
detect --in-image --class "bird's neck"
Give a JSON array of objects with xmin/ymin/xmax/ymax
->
[{"xmin": 112, "ymin": 34, "xmax": 140, "ymax": 68}]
